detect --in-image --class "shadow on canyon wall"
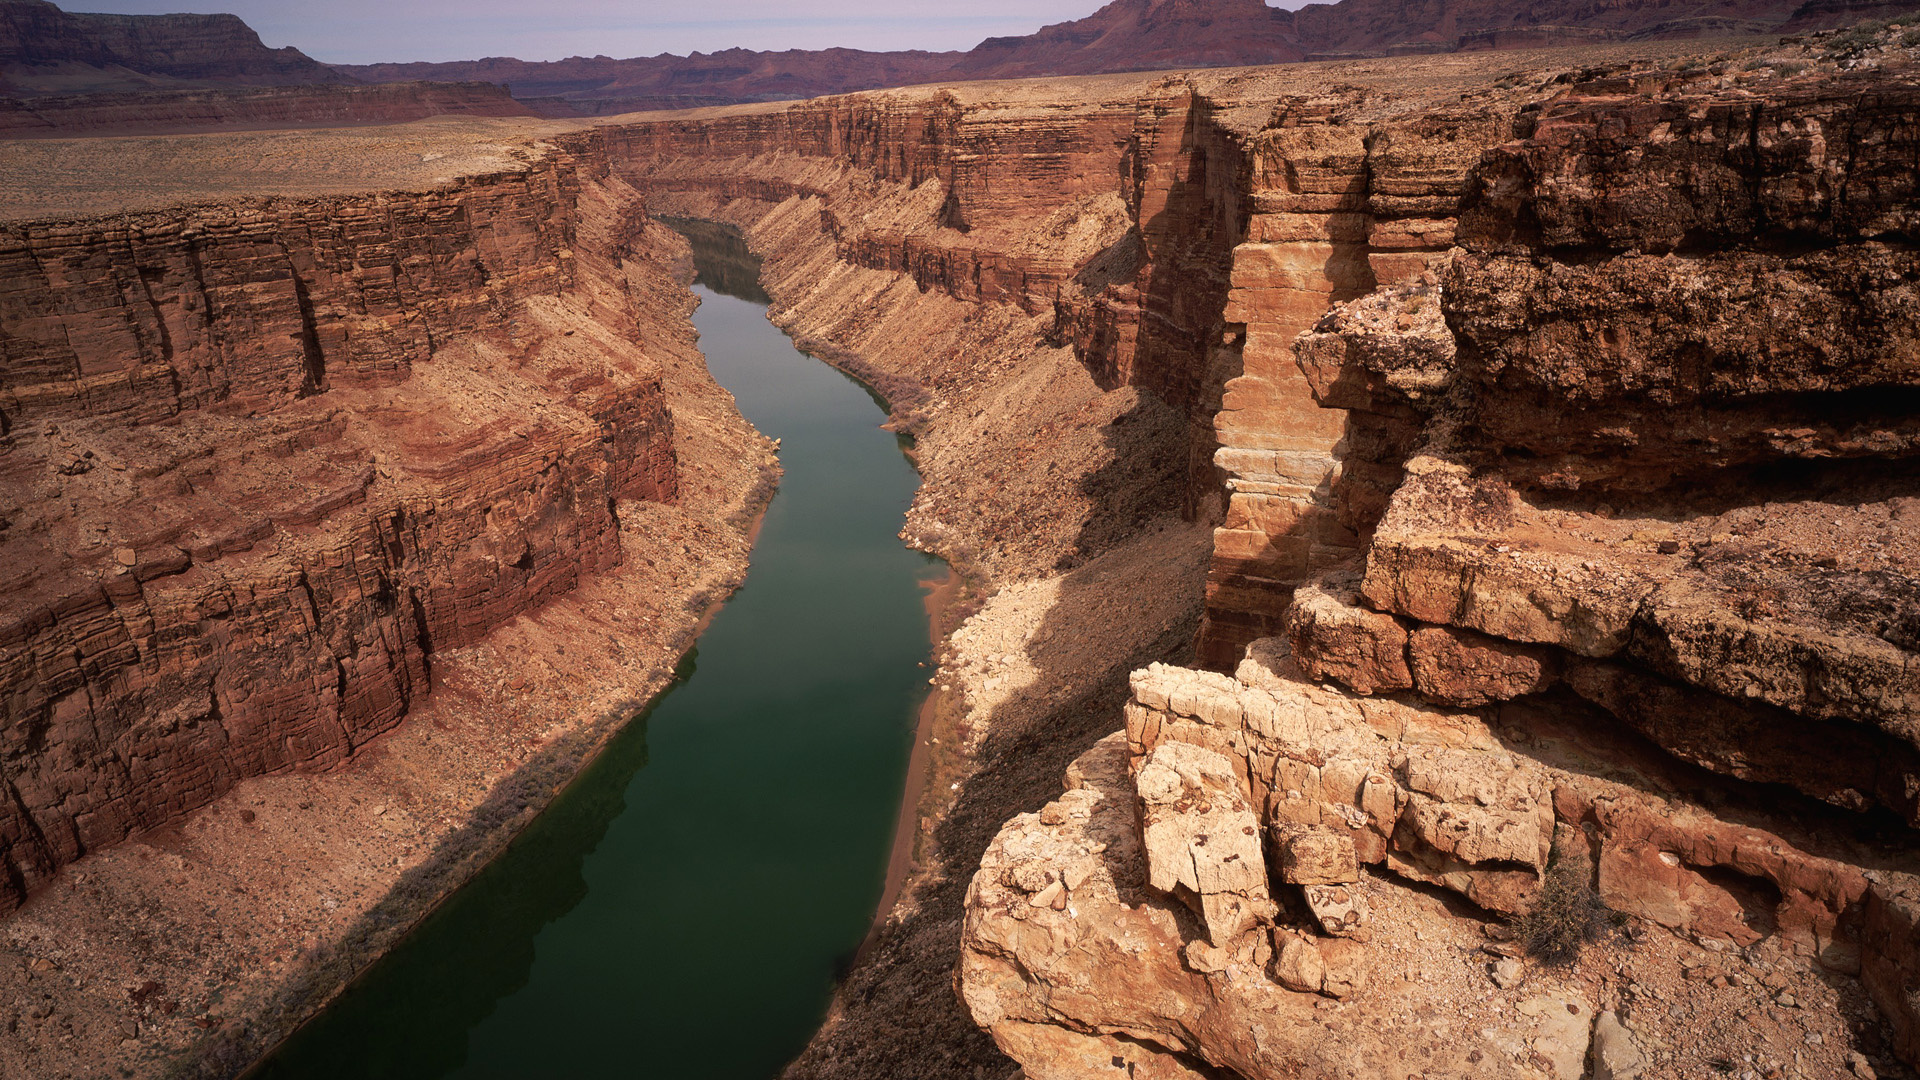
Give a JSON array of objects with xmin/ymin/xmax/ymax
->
[
  {"xmin": 643, "ymin": 217, "xmax": 1209, "ymax": 1079},
  {"xmin": 223, "ymin": 661, "xmax": 680, "ymax": 1080},
  {"xmin": 784, "ymin": 416, "xmax": 1206, "ymax": 1080},
  {"xmin": 785, "ymin": 606, "xmax": 1204, "ymax": 1080}
]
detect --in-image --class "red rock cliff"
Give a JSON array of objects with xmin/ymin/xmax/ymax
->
[
  {"xmin": 0, "ymin": 137, "xmax": 679, "ymax": 913},
  {"xmin": 961, "ymin": 35, "xmax": 1920, "ymax": 1080}
]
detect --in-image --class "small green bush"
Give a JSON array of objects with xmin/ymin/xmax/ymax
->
[
  {"xmin": 1514, "ymin": 847, "xmax": 1611, "ymax": 965},
  {"xmin": 1822, "ymin": 17, "xmax": 1897, "ymax": 55}
]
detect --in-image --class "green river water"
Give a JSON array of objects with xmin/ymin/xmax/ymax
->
[{"xmin": 251, "ymin": 224, "xmax": 944, "ymax": 1078}]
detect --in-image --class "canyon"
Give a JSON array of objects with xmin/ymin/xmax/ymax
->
[{"xmin": 0, "ymin": 16, "xmax": 1916, "ymax": 1080}]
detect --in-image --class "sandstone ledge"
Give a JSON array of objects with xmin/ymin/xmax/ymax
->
[{"xmin": 963, "ymin": 651, "xmax": 1919, "ymax": 1079}]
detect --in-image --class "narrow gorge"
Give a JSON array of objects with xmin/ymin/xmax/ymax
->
[{"xmin": 0, "ymin": 23, "xmax": 1916, "ymax": 1080}]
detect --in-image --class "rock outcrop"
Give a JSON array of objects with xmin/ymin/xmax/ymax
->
[
  {"xmin": 964, "ymin": 648, "xmax": 1909, "ymax": 1078},
  {"xmin": 0, "ymin": 133, "xmax": 683, "ymax": 914},
  {"xmin": 964, "ymin": 30, "xmax": 1920, "ymax": 1080}
]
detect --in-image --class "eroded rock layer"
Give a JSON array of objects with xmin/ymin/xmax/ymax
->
[
  {"xmin": 964, "ymin": 30, "xmax": 1920, "ymax": 1080},
  {"xmin": 0, "ymin": 136, "xmax": 681, "ymax": 914}
]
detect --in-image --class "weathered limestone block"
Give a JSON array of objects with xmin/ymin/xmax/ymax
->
[
  {"xmin": 1273, "ymin": 823, "xmax": 1358, "ymax": 885},
  {"xmin": 1130, "ymin": 652, "xmax": 1556, "ymax": 916},
  {"xmin": 1137, "ymin": 740, "xmax": 1274, "ymax": 947},
  {"xmin": 1456, "ymin": 79, "xmax": 1920, "ymax": 254},
  {"xmin": 1270, "ymin": 931, "xmax": 1325, "ymax": 992},
  {"xmin": 1390, "ymin": 745, "xmax": 1554, "ymax": 915},
  {"xmin": 1571, "ymin": 788, "xmax": 1871, "ymax": 968},
  {"xmin": 1293, "ymin": 277, "xmax": 1456, "ymax": 409},
  {"xmin": 963, "ymin": 733, "xmax": 1550, "ymax": 1079},
  {"xmin": 1359, "ymin": 455, "xmax": 1920, "ymax": 822}
]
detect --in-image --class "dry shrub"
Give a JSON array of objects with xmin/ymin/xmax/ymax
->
[{"xmin": 1514, "ymin": 847, "xmax": 1611, "ymax": 965}]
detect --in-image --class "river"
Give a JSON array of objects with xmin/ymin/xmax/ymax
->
[{"xmin": 250, "ymin": 222, "xmax": 944, "ymax": 1079}]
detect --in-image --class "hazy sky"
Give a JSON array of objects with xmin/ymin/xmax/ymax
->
[{"xmin": 64, "ymin": 0, "xmax": 1306, "ymax": 65}]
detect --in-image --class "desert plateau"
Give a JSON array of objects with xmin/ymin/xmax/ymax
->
[{"xmin": 1, "ymin": 0, "xmax": 1919, "ymax": 1078}]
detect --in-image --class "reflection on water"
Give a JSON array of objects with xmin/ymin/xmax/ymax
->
[
  {"xmin": 251, "ymin": 219, "xmax": 940, "ymax": 1079},
  {"xmin": 661, "ymin": 215, "xmax": 771, "ymax": 304},
  {"xmin": 250, "ymin": 669, "xmax": 665, "ymax": 1078}
]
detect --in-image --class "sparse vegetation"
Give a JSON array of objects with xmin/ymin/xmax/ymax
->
[
  {"xmin": 1820, "ymin": 17, "xmax": 1898, "ymax": 56},
  {"xmin": 1514, "ymin": 844, "xmax": 1611, "ymax": 965}
]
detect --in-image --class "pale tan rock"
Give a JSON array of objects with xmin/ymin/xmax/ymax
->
[
  {"xmin": 1592, "ymin": 1010, "xmax": 1647, "ymax": 1080},
  {"xmin": 1489, "ymin": 956, "xmax": 1525, "ymax": 989},
  {"xmin": 1517, "ymin": 995, "xmax": 1593, "ymax": 1080},
  {"xmin": 1302, "ymin": 882, "xmax": 1371, "ymax": 938},
  {"xmin": 1273, "ymin": 823, "xmax": 1359, "ymax": 885},
  {"xmin": 1316, "ymin": 936, "xmax": 1367, "ymax": 999},
  {"xmin": 1137, "ymin": 740, "xmax": 1273, "ymax": 947},
  {"xmin": 1271, "ymin": 932, "xmax": 1325, "ymax": 992}
]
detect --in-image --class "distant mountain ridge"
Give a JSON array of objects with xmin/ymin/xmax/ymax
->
[
  {"xmin": 336, "ymin": 0, "xmax": 1920, "ymax": 115},
  {"xmin": 4, "ymin": 0, "xmax": 1917, "ymax": 120}
]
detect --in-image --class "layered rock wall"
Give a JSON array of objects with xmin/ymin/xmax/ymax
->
[
  {"xmin": 0, "ymin": 137, "xmax": 680, "ymax": 912},
  {"xmin": 965, "ymin": 43, "xmax": 1920, "ymax": 1080}
]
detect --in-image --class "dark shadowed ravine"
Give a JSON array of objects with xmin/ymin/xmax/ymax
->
[{"xmin": 250, "ymin": 225, "xmax": 945, "ymax": 1079}]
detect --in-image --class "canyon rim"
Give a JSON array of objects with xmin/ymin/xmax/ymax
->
[{"xmin": 1, "ymin": 3, "xmax": 1919, "ymax": 1080}]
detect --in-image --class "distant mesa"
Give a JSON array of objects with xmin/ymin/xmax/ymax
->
[
  {"xmin": 0, "ymin": 0, "xmax": 342, "ymax": 93},
  {"xmin": 334, "ymin": 0, "xmax": 1920, "ymax": 116},
  {"xmin": 0, "ymin": 0, "xmax": 535, "ymax": 135},
  {"xmin": 2, "ymin": 0, "xmax": 1918, "ymax": 136}
]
